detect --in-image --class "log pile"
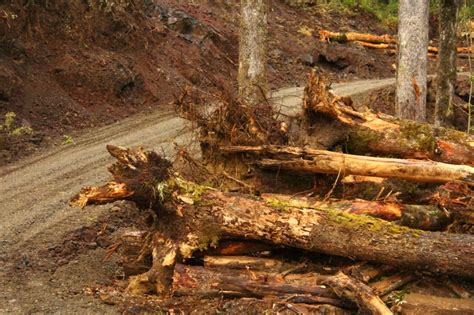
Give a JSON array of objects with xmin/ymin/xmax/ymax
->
[
  {"xmin": 319, "ymin": 30, "xmax": 474, "ymax": 59},
  {"xmin": 72, "ymin": 70, "xmax": 474, "ymax": 313}
]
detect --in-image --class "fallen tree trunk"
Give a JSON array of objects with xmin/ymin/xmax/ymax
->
[
  {"xmin": 304, "ymin": 70, "xmax": 474, "ymax": 165},
  {"xmin": 73, "ymin": 146, "xmax": 474, "ymax": 279},
  {"xmin": 319, "ymin": 30, "xmax": 397, "ymax": 44},
  {"xmin": 177, "ymin": 189, "xmax": 474, "ymax": 278},
  {"xmin": 221, "ymin": 145, "xmax": 474, "ymax": 185}
]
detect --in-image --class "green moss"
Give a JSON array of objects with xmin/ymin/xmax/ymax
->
[
  {"xmin": 347, "ymin": 129, "xmax": 381, "ymax": 153},
  {"xmin": 399, "ymin": 121, "xmax": 436, "ymax": 152},
  {"xmin": 174, "ymin": 177, "xmax": 209, "ymax": 200},
  {"xmin": 265, "ymin": 198, "xmax": 293, "ymax": 212},
  {"xmin": 435, "ymin": 127, "xmax": 469, "ymax": 143},
  {"xmin": 262, "ymin": 196, "xmax": 425, "ymax": 237},
  {"xmin": 322, "ymin": 207, "xmax": 426, "ymax": 237},
  {"xmin": 196, "ymin": 224, "xmax": 221, "ymax": 251}
]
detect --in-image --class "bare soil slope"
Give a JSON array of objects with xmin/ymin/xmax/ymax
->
[{"xmin": 0, "ymin": 0, "xmax": 394, "ymax": 165}]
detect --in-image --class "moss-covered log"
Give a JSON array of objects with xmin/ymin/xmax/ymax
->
[
  {"xmin": 260, "ymin": 193, "xmax": 449, "ymax": 231},
  {"xmin": 304, "ymin": 70, "xmax": 474, "ymax": 165},
  {"xmin": 175, "ymin": 189, "xmax": 474, "ymax": 278}
]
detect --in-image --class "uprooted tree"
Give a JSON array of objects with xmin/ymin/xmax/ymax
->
[{"xmin": 72, "ymin": 69, "xmax": 474, "ymax": 313}]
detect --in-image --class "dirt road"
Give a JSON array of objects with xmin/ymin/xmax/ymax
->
[{"xmin": 0, "ymin": 79, "xmax": 395, "ymax": 313}]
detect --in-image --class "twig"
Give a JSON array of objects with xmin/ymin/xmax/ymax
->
[
  {"xmin": 323, "ymin": 164, "xmax": 344, "ymax": 202},
  {"xmin": 222, "ymin": 170, "xmax": 254, "ymax": 190}
]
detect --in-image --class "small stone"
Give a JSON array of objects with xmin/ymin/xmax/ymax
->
[
  {"xmin": 85, "ymin": 242, "xmax": 97, "ymax": 250},
  {"xmin": 299, "ymin": 53, "xmax": 314, "ymax": 67}
]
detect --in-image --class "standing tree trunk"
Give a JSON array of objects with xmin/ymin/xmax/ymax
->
[
  {"xmin": 396, "ymin": 0, "xmax": 429, "ymax": 121},
  {"xmin": 435, "ymin": 0, "xmax": 459, "ymax": 127},
  {"xmin": 238, "ymin": 0, "xmax": 268, "ymax": 107}
]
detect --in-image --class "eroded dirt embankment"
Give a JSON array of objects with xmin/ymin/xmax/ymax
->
[{"xmin": 0, "ymin": 0, "xmax": 397, "ymax": 165}]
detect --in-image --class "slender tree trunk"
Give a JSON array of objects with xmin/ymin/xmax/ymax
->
[
  {"xmin": 238, "ymin": 0, "xmax": 268, "ymax": 107},
  {"xmin": 435, "ymin": 0, "xmax": 459, "ymax": 127},
  {"xmin": 396, "ymin": 0, "xmax": 429, "ymax": 121}
]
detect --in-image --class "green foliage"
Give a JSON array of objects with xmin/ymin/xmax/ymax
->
[
  {"xmin": 62, "ymin": 135, "xmax": 75, "ymax": 145},
  {"xmin": 0, "ymin": 112, "xmax": 33, "ymax": 137},
  {"xmin": 361, "ymin": 1, "xmax": 398, "ymax": 28},
  {"xmin": 387, "ymin": 288, "xmax": 410, "ymax": 307}
]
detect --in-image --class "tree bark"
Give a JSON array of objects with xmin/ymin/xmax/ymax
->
[
  {"xmin": 324, "ymin": 272, "xmax": 393, "ymax": 315},
  {"xmin": 435, "ymin": 0, "xmax": 459, "ymax": 127},
  {"xmin": 396, "ymin": 0, "xmax": 429, "ymax": 121},
  {"xmin": 221, "ymin": 145, "xmax": 474, "ymax": 185},
  {"xmin": 304, "ymin": 70, "xmax": 474, "ymax": 165},
  {"xmin": 238, "ymin": 0, "xmax": 268, "ymax": 107}
]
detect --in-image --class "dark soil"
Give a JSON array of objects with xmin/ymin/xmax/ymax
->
[{"xmin": 0, "ymin": 0, "xmax": 397, "ymax": 165}]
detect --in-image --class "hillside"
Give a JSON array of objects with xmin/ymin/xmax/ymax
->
[{"xmin": 0, "ymin": 0, "xmax": 397, "ymax": 164}]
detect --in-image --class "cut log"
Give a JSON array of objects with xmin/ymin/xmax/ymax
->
[
  {"xmin": 319, "ymin": 30, "xmax": 396, "ymax": 44},
  {"xmin": 398, "ymin": 293, "xmax": 474, "ymax": 315},
  {"xmin": 304, "ymin": 70, "xmax": 474, "ymax": 165},
  {"xmin": 260, "ymin": 193, "xmax": 449, "ymax": 231},
  {"xmin": 221, "ymin": 145, "xmax": 474, "ymax": 185},
  {"xmin": 324, "ymin": 272, "xmax": 392, "ymax": 315},
  {"xmin": 354, "ymin": 41, "xmax": 394, "ymax": 49},
  {"xmin": 319, "ymin": 30, "xmax": 472, "ymax": 55},
  {"xmin": 171, "ymin": 264, "xmax": 351, "ymax": 308}
]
